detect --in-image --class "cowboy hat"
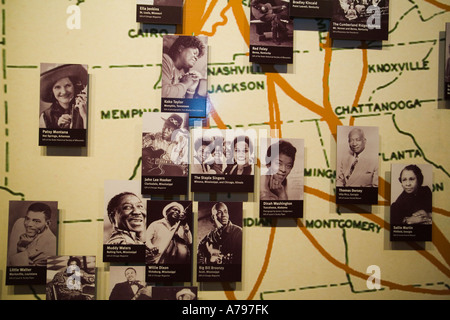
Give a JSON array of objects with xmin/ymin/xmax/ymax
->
[{"xmin": 40, "ymin": 64, "xmax": 88, "ymax": 103}]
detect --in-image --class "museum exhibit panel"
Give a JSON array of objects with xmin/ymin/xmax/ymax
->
[{"xmin": 0, "ymin": 0, "xmax": 449, "ymax": 302}]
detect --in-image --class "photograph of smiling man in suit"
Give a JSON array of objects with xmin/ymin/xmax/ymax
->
[{"xmin": 336, "ymin": 126, "xmax": 379, "ymax": 205}]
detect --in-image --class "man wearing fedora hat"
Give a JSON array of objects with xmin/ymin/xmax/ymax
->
[
  {"xmin": 39, "ymin": 64, "xmax": 88, "ymax": 130},
  {"xmin": 142, "ymin": 113, "xmax": 188, "ymax": 176},
  {"xmin": 145, "ymin": 201, "xmax": 192, "ymax": 264}
]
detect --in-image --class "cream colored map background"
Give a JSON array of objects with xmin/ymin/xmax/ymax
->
[{"xmin": 0, "ymin": 0, "xmax": 449, "ymax": 300}]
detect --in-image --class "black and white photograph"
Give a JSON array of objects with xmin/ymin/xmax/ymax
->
[
  {"xmin": 259, "ymin": 138, "xmax": 304, "ymax": 218},
  {"xmin": 103, "ymin": 180, "xmax": 147, "ymax": 262},
  {"xmin": 445, "ymin": 22, "xmax": 450, "ymax": 102},
  {"xmin": 249, "ymin": 0, "xmax": 294, "ymax": 64},
  {"xmin": 141, "ymin": 112, "xmax": 189, "ymax": 195},
  {"xmin": 190, "ymin": 128, "xmax": 256, "ymax": 193},
  {"xmin": 39, "ymin": 63, "xmax": 88, "ymax": 147},
  {"xmin": 6, "ymin": 200, "xmax": 58, "ymax": 285},
  {"xmin": 145, "ymin": 200, "xmax": 193, "ymax": 282},
  {"xmin": 191, "ymin": 128, "xmax": 229, "ymax": 175},
  {"xmin": 109, "ymin": 266, "xmax": 151, "ymax": 300},
  {"xmin": 45, "ymin": 255, "xmax": 96, "ymax": 300},
  {"xmin": 289, "ymin": 0, "xmax": 333, "ymax": 19},
  {"xmin": 336, "ymin": 126, "xmax": 379, "ymax": 205},
  {"xmin": 329, "ymin": 0, "xmax": 389, "ymax": 41},
  {"xmin": 390, "ymin": 164, "xmax": 433, "ymax": 242},
  {"xmin": 161, "ymin": 35, "xmax": 208, "ymax": 118},
  {"xmin": 152, "ymin": 286, "xmax": 198, "ymax": 300},
  {"xmin": 197, "ymin": 202, "xmax": 243, "ymax": 282},
  {"xmin": 136, "ymin": 0, "xmax": 184, "ymax": 25}
]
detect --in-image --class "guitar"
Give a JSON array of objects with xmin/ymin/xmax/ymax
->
[
  {"xmin": 204, "ymin": 243, "xmax": 234, "ymax": 265},
  {"xmin": 148, "ymin": 203, "xmax": 192, "ymax": 264},
  {"xmin": 251, "ymin": 1, "xmax": 287, "ymax": 21},
  {"xmin": 142, "ymin": 133, "xmax": 187, "ymax": 176}
]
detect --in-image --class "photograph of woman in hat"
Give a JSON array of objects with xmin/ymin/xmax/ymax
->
[{"xmin": 39, "ymin": 63, "xmax": 88, "ymax": 129}]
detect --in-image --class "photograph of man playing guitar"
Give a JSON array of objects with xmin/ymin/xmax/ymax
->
[
  {"xmin": 250, "ymin": 0, "xmax": 291, "ymax": 45},
  {"xmin": 142, "ymin": 113, "xmax": 189, "ymax": 177}
]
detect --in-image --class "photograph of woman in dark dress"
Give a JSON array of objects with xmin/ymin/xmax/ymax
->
[{"xmin": 390, "ymin": 164, "xmax": 432, "ymax": 226}]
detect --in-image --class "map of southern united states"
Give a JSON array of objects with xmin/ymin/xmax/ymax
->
[{"xmin": 0, "ymin": 0, "xmax": 449, "ymax": 300}]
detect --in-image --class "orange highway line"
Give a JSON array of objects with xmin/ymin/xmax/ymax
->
[
  {"xmin": 223, "ymin": 224, "xmax": 278, "ymax": 301},
  {"xmin": 306, "ymin": 186, "xmax": 450, "ymax": 280},
  {"xmin": 183, "ymin": 0, "xmax": 450, "ymax": 299},
  {"xmin": 183, "ymin": 0, "xmax": 208, "ymax": 35},
  {"xmin": 321, "ymin": 35, "xmax": 335, "ymax": 121},
  {"xmin": 230, "ymin": 0, "xmax": 250, "ymax": 47},
  {"xmin": 208, "ymin": 96, "xmax": 227, "ymax": 129},
  {"xmin": 297, "ymin": 219, "xmax": 450, "ymax": 295},
  {"xmin": 349, "ymin": 116, "xmax": 355, "ymax": 126},
  {"xmin": 266, "ymin": 74, "xmax": 283, "ymax": 138},
  {"xmin": 424, "ymin": 0, "xmax": 450, "ymax": 10},
  {"xmin": 199, "ymin": 0, "xmax": 220, "ymax": 32},
  {"xmin": 245, "ymin": 225, "xmax": 277, "ymax": 300},
  {"xmin": 199, "ymin": 0, "xmax": 230, "ymax": 37}
]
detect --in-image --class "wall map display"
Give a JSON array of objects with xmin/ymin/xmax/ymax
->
[{"xmin": 1, "ymin": 0, "xmax": 449, "ymax": 302}]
